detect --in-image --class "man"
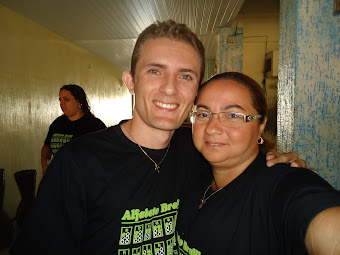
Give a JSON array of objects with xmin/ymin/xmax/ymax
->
[{"xmin": 10, "ymin": 20, "xmax": 304, "ymax": 255}]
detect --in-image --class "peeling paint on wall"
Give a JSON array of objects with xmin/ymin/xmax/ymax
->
[
  {"xmin": 279, "ymin": 0, "xmax": 340, "ymax": 189},
  {"xmin": 217, "ymin": 27, "xmax": 243, "ymax": 73},
  {"xmin": 277, "ymin": 0, "xmax": 296, "ymax": 153}
]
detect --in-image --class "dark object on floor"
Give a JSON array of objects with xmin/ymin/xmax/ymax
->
[
  {"xmin": 0, "ymin": 169, "xmax": 15, "ymax": 250},
  {"xmin": 14, "ymin": 169, "xmax": 37, "ymax": 228}
]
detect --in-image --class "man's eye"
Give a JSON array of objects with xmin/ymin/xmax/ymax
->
[
  {"xmin": 181, "ymin": 74, "xmax": 191, "ymax": 80},
  {"xmin": 150, "ymin": 70, "xmax": 159, "ymax": 74}
]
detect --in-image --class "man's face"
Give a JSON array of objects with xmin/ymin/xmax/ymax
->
[{"xmin": 124, "ymin": 38, "xmax": 201, "ymax": 131}]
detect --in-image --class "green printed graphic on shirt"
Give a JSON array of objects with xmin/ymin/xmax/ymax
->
[
  {"xmin": 118, "ymin": 199, "xmax": 180, "ymax": 255},
  {"xmin": 132, "ymin": 247, "xmax": 141, "ymax": 255},
  {"xmin": 144, "ymin": 223, "xmax": 152, "ymax": 241},
  {"xmin": 142, "ymin": 244, "xmax": 152, "ymax": 255},
  {"xmin": 50, "ymin": 133, "xmax": 73, "ymax": 154},
  {"xmin": 152, "ymin": 219, "xmax": 164, "ymax": 238},
  {"xmin": 133, "ymin": 224, "xmax": 144, "ymax": 244},
  {"xmin": 176, "ymin": 232, "xmax": 201, "ymax": 255},
  {"xmin": 163, "ymin": 215, "xmax": 176, "ymax": 235},
  {"xmin": 118, "ymin": 249, "xmax": 130, "ymax": 255},
  {"xmin": 154, "ymin": 241, "xmax": 165, "ymax": 254},
  {"xmin": 120, "ymin": 227, "xmax": 133, "ymax": 245},
  {"xmin": 166, "ymin": 235, "xmax": 176, "ymax": 255}
]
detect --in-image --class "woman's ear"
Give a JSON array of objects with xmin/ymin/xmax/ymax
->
[
  {"xmin": 259, "ymin": 117, "xmax": 267, "ymax": 137},
  {"xmin": 122, "ymin": 71, "xmax": 135, "ymax": 94}
]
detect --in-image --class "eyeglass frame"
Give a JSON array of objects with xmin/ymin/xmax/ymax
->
[{"xmin": 189, "ymin": 105, "xmax": 262, "ymax": 126}]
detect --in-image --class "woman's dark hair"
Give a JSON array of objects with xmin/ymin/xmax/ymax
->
[
  {"xmin": 197, "ymin": 72, "xmax": 275, "ymax": 153},
  {"xmin": 60, "ymin": 84, "xmax": 92, "ymax": 116}
]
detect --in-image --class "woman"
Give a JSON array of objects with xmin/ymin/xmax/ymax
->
[
  {"xmin": 41, "ymin": 84, "xmax": 106, "ymax": 175},
  {"xmin": 177, "ymin": 72, "xmax": 340, "ymax": 254}
]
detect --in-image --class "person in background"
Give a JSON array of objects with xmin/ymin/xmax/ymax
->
[
  {"xmin": 41, "ymin": 84, "xmax": 106, "ymax": 175},
  {"xmin": 12, "ymin": 21, "xmax": 306, "ymax": 255},
  {"xmin": 177, "ymin": 72, "xmax": 340, "ymax": 255}
]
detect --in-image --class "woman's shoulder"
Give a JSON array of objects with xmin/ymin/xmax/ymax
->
[
  {"xmin": 258, "ymin": 160, "xmax": 336, "ymax": 195},
  {"xmin": 55, "ymin": 124, "xmax": 122, "ymax": 157},
  {"xmin": 81, "ymin": 114, "xmax": 107, "ymax": 128},
  {"xmin": 49, "ymin": 115, "xmax": 68, "ymax": 126}
]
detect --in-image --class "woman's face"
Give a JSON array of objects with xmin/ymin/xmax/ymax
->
[
  {"xmin": 192, "ymin": 79, "xmax": 266, "ymax": 169},
  {"xmin": 59, "ymin": 89, "xmax": 83, "ymax": 120}
]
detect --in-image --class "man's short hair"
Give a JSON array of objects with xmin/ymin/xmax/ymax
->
[{"xmin": 131, "ymin": 20, "xmax": 205, "ymax": 84}]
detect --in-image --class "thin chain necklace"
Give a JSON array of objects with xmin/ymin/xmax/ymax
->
[
  {"xmin": 198, "ymin": 181, "xmax": 223, "ymax": 209},
  {"xmin": 123, "ymin": 124, "xmax": 170, "ymax": 173}
]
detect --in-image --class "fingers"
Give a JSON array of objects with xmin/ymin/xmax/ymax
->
[
  {"xmin": 266, "ymin": 149, "xmax": 280, "ymax": 161},
  {"xmin": 265, "ymin": 150, "xmax": 317, "ymax": 174},
  {"xmin": 266, "ymin": 151, "xmax": 299, "ymax": 167},
  {"xmin": 290, "ymin": 158, "xmax": 307, "ymax": 168},
  {"xmin": 282, "ymin": 151, "xmax": 299, "ymax": 163}
]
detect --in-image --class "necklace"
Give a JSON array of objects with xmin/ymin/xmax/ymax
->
[
  {"xmin": 198, "ymin": 181, "xmax": 223, "ymax": 209},
  {"xmin": 123, "ymin": 124, "xmax": 170, "ymax": 173}
]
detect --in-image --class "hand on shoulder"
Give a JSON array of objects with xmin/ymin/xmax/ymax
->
[{"xmin": 265, "ymin": 149, "xmax": 316, "ymax": 173}]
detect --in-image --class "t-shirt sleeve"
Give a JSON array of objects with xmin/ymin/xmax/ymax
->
[
  {"xmin": 85, "ymin": 116, "xmax": 106, "ymax": 134},
  {"xmin": 271, "ymin": 169, "xmax": 340, "ymax": 253},
  {"xmin": 94, "ymin": 117, "xmax": 107, "ymax": 130},
  {"xmin": 10, "ymin": 147, "xmax": 87, "ymax": 254},
  {"xmin": 44, "ymin": 119, "xmax": 58, "ymax": 147}
]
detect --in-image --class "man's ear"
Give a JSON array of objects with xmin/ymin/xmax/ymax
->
[{"xmin": 122, "ymin": 71, "xmax": 135, "ymax": 94}]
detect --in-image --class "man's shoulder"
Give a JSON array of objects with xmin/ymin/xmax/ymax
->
[
  {"xmin": 173, "ymin": 126, "xmax": 191, "ymax": 140},
  {"xmin": 61, "ymin": 125, "xmax": 119, "ymax": 151}
]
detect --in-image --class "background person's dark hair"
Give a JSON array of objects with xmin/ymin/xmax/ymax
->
[
  {"xmin": 60, "ymin": 84, "xmax": 92, "ymax": 116},
  {"xmin": 131, "ymin": 19, "xmax": 206, "ymax": 85},
  {"xmin": 197, "ymin": 72, "xmax": 275, "ymax": 154}
]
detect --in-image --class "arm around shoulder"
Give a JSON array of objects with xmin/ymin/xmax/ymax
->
[{"xmin": 305, "ymin": 206, "xmax": 340, "ymax": 255}]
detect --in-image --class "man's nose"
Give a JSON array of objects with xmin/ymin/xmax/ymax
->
[{"xmin": 159, "ymin": 74, "xmax": 178, "ymax": 96}]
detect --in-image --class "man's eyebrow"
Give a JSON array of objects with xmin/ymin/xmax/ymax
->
[
  {"xmin": 144, "ymin": 64, "xmax": 198, "ymax": 77},
  {"xmin": 179, "ymin": 68, "xmax": 198, "ymax": 77},
  {"xmin": 145, "ymin": 63, "xmax": 166, "ymax": 69}
]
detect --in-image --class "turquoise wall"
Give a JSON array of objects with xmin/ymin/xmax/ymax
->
[
  {"xmin": 217, "ymin": 27, "xmax": 243, "ymax": 73},
  {"xmin": 278, "ymin": 0, "xmax": 340, "ymax": 189}
]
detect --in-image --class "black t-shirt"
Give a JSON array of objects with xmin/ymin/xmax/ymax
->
[
  {"xmin": 176, "ymin": 154, "xmax": 340, "ymax": 255},
  {"xmin": 11, "ymin": 124, "xmax": 207, "ymax": 255},
  {"xmin": 44, "ymin": 114, "xmax": 106, "ymax": 155}
]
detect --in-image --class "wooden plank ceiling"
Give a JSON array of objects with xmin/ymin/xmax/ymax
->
[{"xmin": 0, "ymin": 0, "xmax": 246, "ymax": 69}]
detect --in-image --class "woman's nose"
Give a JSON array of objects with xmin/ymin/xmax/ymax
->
[{"xmin": 205, "ymin": 114, "xmax": 223, "ymax": 135}]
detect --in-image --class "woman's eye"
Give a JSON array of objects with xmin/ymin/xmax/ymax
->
[
  {"xmin": 227, "ymin": 113, "xmax": 241, "ymax": 119},
  {"xmin": 197, "ymin": 111, "xmax": 210, "ymax": 118}
]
